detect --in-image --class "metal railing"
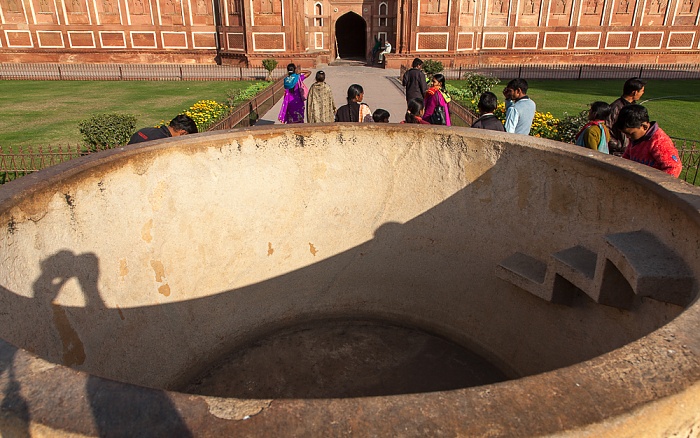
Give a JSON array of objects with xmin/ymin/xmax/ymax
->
[
  {"xmin": 0, "ymin": 63, "xmax": 288, "ymax": 81},
  {"xmin": 207, "ymin": 76, "xmax": 285, "ymax": 130},
  {"xmin": 401, "ymin": 63, "xmax": 700, "ymax": 81},
  {"xmin": 448, "ymin": 100, "xmax": 477, "ymax": 127},
  {"xmin": 0, "ymin": 143, "xmax": 86, "ymax": 183},
  {"xmin": 674, "ymin": 137, "xmax": 700, "ymax": 185}
]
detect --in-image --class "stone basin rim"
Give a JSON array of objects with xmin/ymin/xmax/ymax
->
[{"xmin": 0, "ymin": 124, "xmax": 699, "ymax": 436}]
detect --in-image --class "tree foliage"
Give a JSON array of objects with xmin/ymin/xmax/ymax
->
[{"xmin": 422, "ymin": 60, "xmax": 444, "ymax": 77}]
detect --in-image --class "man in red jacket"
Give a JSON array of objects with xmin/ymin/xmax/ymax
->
[{"xmin": 614, "ymin": 104, "xmax": 682, "ymax": 178}]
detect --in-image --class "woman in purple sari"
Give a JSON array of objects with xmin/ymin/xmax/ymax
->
[{"xmin": 278, "ymin": 63, "xmax": 311, "ymax": 124}]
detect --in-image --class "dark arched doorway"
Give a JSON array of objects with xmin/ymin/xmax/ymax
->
[{"xmin": 335, "ymin": 12, "xmax": 366, "ymax": 59}]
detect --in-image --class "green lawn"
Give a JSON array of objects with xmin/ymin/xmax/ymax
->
[
  {"xmin": 0, "ymin": 80, "xmax": 263, "ymax": 146},
  {"xmin": 449, "ymin": 79, "xmax": 700, "ymax": 140}
]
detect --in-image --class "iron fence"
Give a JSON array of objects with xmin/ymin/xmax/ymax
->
[
  {"xmin": 674, "ymin": 137, "xmax": 700, "ymax": 185},
  {"xmin": 0, "ymin": 63, "xmax": 288, "ymax": 81},
  {"xmin": 448, "ymin": 101, "xmax": 477, "ymax": 127},
  {"xmin": 207, "ymin": 76, "xmax": 285, "ymax": 130},
  {"xmin": 0, "ymin": 143, "xmax": 86, "ymax": 183},
  {"xmin": 402, "ymin": 63, "xmax": 700, "ymax": 81}
]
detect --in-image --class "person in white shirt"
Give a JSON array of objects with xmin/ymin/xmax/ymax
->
[{"xmin": 378, "ymin": 41, "xmax": 392, "ymax": 64}]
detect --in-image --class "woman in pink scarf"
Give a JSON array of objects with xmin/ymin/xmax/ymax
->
[{"xmin": 278, "ymin": 63, "xmax": 311, "ymax": 124}]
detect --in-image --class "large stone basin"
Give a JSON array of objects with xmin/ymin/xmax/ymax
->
[{"xmin": 1, "ymin": 124, "xmax": 699, "ymax": 436}]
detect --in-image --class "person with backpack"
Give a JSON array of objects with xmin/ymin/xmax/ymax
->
[
  {"xmin": 575, "ymin": 101, "xmax": 611, "ymax": 154},
  {"xmin": 423, "ymin": 74, "xmax": 451, "ymax": 126}
]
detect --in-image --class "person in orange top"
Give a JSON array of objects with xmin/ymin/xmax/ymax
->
[
  {"xmin": 615, "ymin": 104, "xmax": 682, "ymax": 178},
  {"xmin": 423, "ymin": 74, "xmax": 451, "ymax": 126}
]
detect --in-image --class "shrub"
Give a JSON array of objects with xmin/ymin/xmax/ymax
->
[
  {"xmin": 78, "ymin": 113, "xmax": 137, "ymax": 151},
  {"xmin": 422, "ymin": 59, "xmax": 444, "ymax": 77},
  {"xmin": 530, "ymin": 111, "xmax": 560, "ymax": 139},
  {"xmin": 184, "ymin": 99, "xmax": 229, "ymax": 131},
  {"xmin": 262, "ymin": 59, "xmax": 278, "ymax": 80},
  {"xmin": 446, "ymin": 72, "xmax": 500, "ymax": 111},
  {"xmin": 554, "ymin": 110, "xmax": 588, "ymax": 143},
  {"xmin": 226, "ymin": 82, "xmax": 272, "ymax": 108}
]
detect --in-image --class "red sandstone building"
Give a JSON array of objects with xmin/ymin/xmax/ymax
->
[{"xmin": 1, "ymin": 0, "xmax": 699, "ymax": 66}]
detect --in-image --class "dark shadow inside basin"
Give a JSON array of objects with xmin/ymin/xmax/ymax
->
[{"xmin": 182, "ymin": 319, "xmax": 509, "ymax": 399}]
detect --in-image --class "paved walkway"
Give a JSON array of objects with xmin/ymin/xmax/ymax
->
[{"xmin": 257, "ymin": 64, "xmax": 407, "ymax": 125}]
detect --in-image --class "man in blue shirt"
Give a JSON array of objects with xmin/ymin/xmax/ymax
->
[{"xmin": 503, "ymin": 78, "xmax": 536, "ymax": 135}]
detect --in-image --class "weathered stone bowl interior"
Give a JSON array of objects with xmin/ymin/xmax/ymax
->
[{"xmin": 1, "ymin": 124, "xmax": 699, "ymax": 436}]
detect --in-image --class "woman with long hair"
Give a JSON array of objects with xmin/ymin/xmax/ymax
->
[
  {"xmin": 401, "ymin": 98, "xmax": 430, "ymax": 124},
  {"xmin": 335, "ymin": 84, "xmax": 373, "ymax": 122},
  {"xmin": 278, "ymin": 63, "xmax": 311, "ymax": 124},
  {"xmin": 575, "ymin": 101, "xmax": 611, "ymax": 153},
  {"xmin": 423, "ymin": 73, "xmax": 452, "ymax": 126}
]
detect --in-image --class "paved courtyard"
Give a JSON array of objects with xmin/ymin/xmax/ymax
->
[{"xmin": 258, "ymin": 64, "xmax": 407, "ymax": 124}]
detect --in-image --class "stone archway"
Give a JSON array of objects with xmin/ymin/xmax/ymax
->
[{"xmin": 334, "ymin": 12, "xmax": 367, "ymax": 59}]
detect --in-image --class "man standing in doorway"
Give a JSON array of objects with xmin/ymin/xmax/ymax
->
[
  {"xmin": 607, "ymin": 77, "xmax": 647, "ymax": 155},
  {"xmin": 503, "ymin": 78, "xmax": 536, "ymax": 135},
  {"xmin": 402, "ymin": 58, "xmax": 428, "ymax": 104}
]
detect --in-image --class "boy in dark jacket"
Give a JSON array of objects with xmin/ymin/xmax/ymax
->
[
  {"xmin": 607, "ymin": 77, "xmax": 646, "ymax": 155},
  {"xmin": 471, "ymin": 92, "xmax": 505, "ymax": 132},
  {"xmin": 615, "ymin": 104, "xmax": 681, "ymax": 178},
  {"xmin": 128, "ymin": 114, "xmax": 198, "ymax": 145},
  {"xmin": 402, "ymin": 58, "xmax": 428, "ymax": 104}
]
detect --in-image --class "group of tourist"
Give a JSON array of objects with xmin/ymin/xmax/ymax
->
[
  {"xmin": 572, "ymin": 77, "xmax": 681, "ymax": 178},
  {"xmin": 129, "ymin": 61, "xmax": 682, "ymax": 179},
  {"xmin": 273, "ymin": 60, "xmax": 683, "ymax": 179}
]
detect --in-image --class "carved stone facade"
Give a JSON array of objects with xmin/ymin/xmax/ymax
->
[{"xmin": 1, "ymin": 0, "xmax": 699, "ymax": 64}]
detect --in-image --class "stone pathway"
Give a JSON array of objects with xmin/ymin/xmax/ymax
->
[{"xmin": 257, "ymin": 64, "xmax": 407, "ymax": 125}]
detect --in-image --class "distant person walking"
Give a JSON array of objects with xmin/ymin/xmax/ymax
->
[
  {"xmin": 423, "ymin": 73, "xmax": 451, "ymax": 126},
  {"xmin": 306, "ymin": 70, "xmax": 336, "ymax": 123},
  {"xmin": 615, "ymin": 104, "xmax": 682, "ymax": 177},
  {"xmin": 471, "ymin": 92, "xmax": 505, "ymax": 132},
  {"xmin": 503, "ymin": 78, "xmax": 536, "ymax": 135},
  {"xmin": 128, "ymin": 114, "xmax": 198, "ymax": 144},
  {"xmin": 607, "ymin": 77, "xmax": 647, "ymax": 155},
  {"xmin": 335, "ymin": 84, "xmax": 373, "ymax": 122},
  {"xmin": 278, "ymin": 63, "xmax": 311, "ymax": 124},
  {"xmin": 402, "ymin": 58, "xmax": 428, "ymax": 104},
  {"xmin": 401, "ymin": 98, "xmax": 430, "ymax": 124},
  {"xmin": 575, "ymin": 101, "xmax": 611, "ymax": 154}
]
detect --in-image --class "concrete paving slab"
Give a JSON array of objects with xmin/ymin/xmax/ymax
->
[{"xmin": 257, "ymin": 65, "xmax": 406, "ymax": 125}]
